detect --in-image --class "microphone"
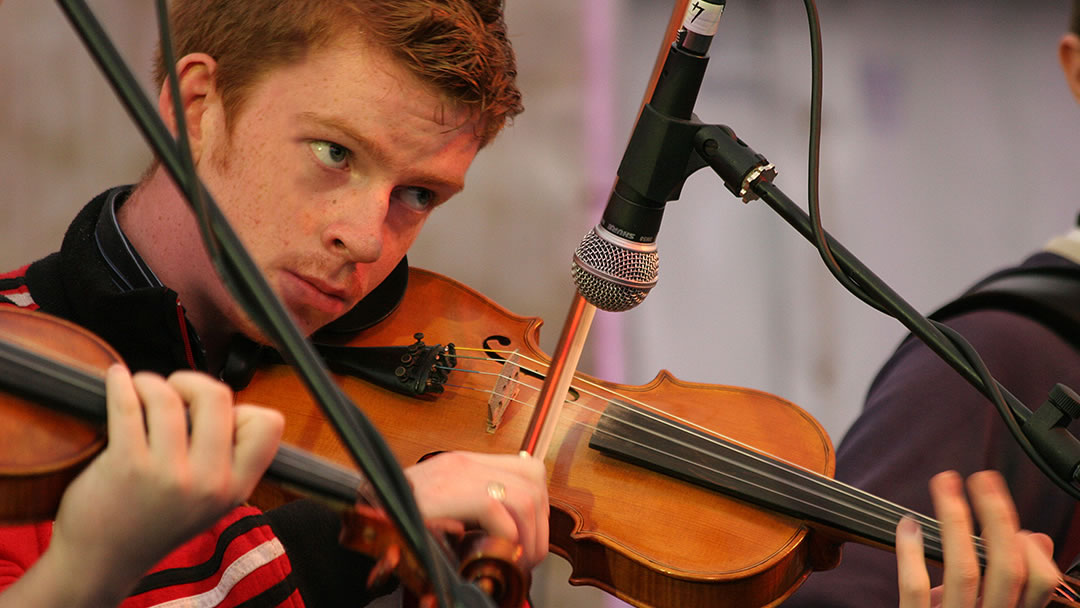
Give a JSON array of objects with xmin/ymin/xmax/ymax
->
[{"xmin": 572, "ymin": 0, "xmax": 725, "ymax": 312}]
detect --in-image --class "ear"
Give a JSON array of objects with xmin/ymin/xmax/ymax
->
[
  {"xmin": 1059, "ymin": 33, "xmax": 1080, "ymax": 105},
  {"xmin": 157, "ymin": 53, "xmax": 219, "ymax": 164}
]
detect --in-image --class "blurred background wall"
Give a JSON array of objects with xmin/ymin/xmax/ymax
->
[{"xmin": 3, "ymin": 1, "xmax": 1079, "ymax": 606}]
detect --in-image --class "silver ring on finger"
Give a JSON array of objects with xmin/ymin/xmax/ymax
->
[{"xmin": 486, "ymin": 480, "xmax": 506, "ymax": 503}]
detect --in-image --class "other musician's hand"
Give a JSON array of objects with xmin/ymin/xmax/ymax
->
[
  {"xmin": 405, "ymin": 451, "xmax": 549, "ymax": 569},
  {"xmin": 895, "ymin": 470, "xmax": 1060, "ymax": 608}
]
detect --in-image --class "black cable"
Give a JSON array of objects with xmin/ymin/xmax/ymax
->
[
  {"xmin": 55, "ymin": 2, "xmax": 470, "ymax": 605},
  {"xmin": 931, "ymin": 320, "xmax": 1072, "ymax": 497},
  {"xmin": 155, "ymin": 0, "xmax": 217, "ymax": 266},
  {"xmin": 146, "ymin": 2, "xmax": 462, "ymax": 603},
  {"xmin": 801, "ymin": 0, "xmax": 887, "ymax": 315},
  {"xmin": 785, "ymin": 0, "xmax": 1080, "ymax": 501}
]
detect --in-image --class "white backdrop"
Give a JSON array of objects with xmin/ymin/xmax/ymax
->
[
  {"xmin": 603, "ymin": 0, "xmax": 1080, "ymax": 442},
  {"xmin": 2, "ymin": 1, "xmax": 1079, "ymax": 606}
]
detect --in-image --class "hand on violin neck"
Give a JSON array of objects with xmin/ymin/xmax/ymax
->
[
  {"xmin": 10, "ymin": 366, "xmax": 283, "ymax": 608},
  {"xmin": 404, "ymin": 450, "xmax": 550, "ymax": 569},
  {"xmin": 896, "ymin": 470, "xmax": 1060, "ymax": 608}
]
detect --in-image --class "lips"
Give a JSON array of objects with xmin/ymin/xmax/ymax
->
[
  {"xmin": 279, "ymin": 270, "xmax": 351, "ymax": 318},
  {"xmin": 300, "ymin": 274, "xmax": 350, "ymax": 300}
]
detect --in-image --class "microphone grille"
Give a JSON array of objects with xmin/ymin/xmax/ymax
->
[{"xmin": 571, "ymin": 227, "xmax": 659, "ymax": 312}]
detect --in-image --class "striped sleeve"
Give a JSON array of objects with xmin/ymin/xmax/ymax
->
[
  {"xmin": 121, "ymin": 506, "xmax": 304, "ymax": 608},
  {"xmin": 0, "ymin": 264, "xmax": 37, "ymax": 310}
]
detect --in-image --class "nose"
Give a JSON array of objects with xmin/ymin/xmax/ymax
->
[{"xmin": 320, "ymin": 189, "xmax": 388, "ymax": 264}]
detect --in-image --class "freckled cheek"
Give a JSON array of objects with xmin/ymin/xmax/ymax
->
[
  {"xmin": 252, "ymin": 208, "xmax": 315, "ymax": 257},
  {"xmin": 217, "ymin": 140, "xmax": 327, "ymax": 255},
  {"xmin": 250, "ymin": 178, "xmax": 313, "ymax": 245},
  {"xmin": 386, "ymin": 212, "xmax": 428, "ymax": 251}
]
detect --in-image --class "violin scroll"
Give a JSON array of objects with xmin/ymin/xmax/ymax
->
[{"xmin": 340, "ymin": 504, "xmax": 529, "ymax": 608}]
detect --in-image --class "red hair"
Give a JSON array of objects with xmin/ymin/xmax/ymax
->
[{"xmin": 154, "ymin": 0, "xmax": 521, "ymax": 144}]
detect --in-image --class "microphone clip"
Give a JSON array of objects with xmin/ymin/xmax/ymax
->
[
  {"xmin": 693, "ymin": 124, "xmax": 777, "ymax": 204},
  {"xmin": 1022, "ymin": 384, "xmax": 1080, "ymax": 485}
]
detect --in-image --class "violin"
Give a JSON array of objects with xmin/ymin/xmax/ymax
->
[
  {"xmin": 0, "ymin": 305, "xmax": 528, "ymax": 608},
  {"xmin": 238, "ymin": 267, "xmax": 1080, "ymax": 608}
]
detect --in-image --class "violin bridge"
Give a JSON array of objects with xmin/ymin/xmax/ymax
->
[{"xmin": 487, "ymin": 350, "xmax": 521, "ymax": 433}]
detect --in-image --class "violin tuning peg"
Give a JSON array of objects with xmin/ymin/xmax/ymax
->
[
  {"xmin": 418, "ymin": 594, "xmax": 438, "ymax": 608},
  {"xmin": 384, "ymin": 544, "xmax": 402, "ymax": 569},
  {"xmin": 366, "ymin": 564, "xmax": 388, "ymax": 588},
  {"xmin": 366, "ymin": 544, "xmax": 403, "ymax": 588}
]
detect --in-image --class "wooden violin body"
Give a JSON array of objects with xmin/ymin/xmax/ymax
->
[
  {"xmin": 0, "ymin": 306, "xmax": 528, "ymax": 608},
  {"xmin": 0, "ymin": 308, "xmax": 112, "ymax": 522},
  {"xmin": 5, "ymin": 273, "xmax": 1078, "ymax": 607},
  {"xmin": 241, "ymin": 268, "xmax": 839, "ymax": 608}
]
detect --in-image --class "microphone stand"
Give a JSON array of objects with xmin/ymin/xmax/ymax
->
[
  {"xmin": 608, "ymin": 62, "xmax": 1080, "ymax": 501},
  {"xmin": 53, "ymin": 2, "xmax": 490, "ymax": 606},
  {"xmin": 696, "ymin": 124, "xmax": 1080, "ymax": 502},
  {"xmin": 578, "ymin": 0, "xmax": 1080, "ymax": 502}
]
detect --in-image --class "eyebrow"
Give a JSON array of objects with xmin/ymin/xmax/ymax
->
[{"xmin": 298, "ymin": 112, "xmax": 466, "ymax": 193}]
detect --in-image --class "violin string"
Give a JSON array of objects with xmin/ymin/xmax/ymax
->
[
  {"xmin": 442, "ymin": 349, "xmax": 978, "ymax": 561},
  {"xmin": 450, "ymin": 348, "xmax": 936, "ymax": 530},
  {"xmin": 442, "ymin": 369, "xmax": 964, "ymax": 561},
  {"xmin": 1059, "ymin": 578, "xmax": 1080, "ymax": 602},
  {"xmin": 449, "ymin": 349, "xmax": 935, "ymax": 532},
  {"xmin": 448, "ymin": 348, "xmax": 1012, "ymax": 563}
]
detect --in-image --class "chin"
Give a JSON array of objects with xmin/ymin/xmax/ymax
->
[
  {"xmin": 228, "ymin": 311, "xmax": 304, "ymax": 346},
  {"xmin": 228, "ymin": 297, "xmax": 334, "ymax": 343},
  {"xmin": 290, "ymin": 310, "xmax": 336, "ymax": 338}
]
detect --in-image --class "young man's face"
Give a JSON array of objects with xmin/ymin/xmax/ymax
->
[{"xmin": 194, "ymin": 34, "xmax": 482, "ymax": 339}]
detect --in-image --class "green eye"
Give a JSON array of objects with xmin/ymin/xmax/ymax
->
[
  {"xmin": 394, "ymin": 186, "xmax": 437, "ymax": 212},
  {"xmin": 309, "ymin": 140, "xmax": 349, "ymax": 169}
]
